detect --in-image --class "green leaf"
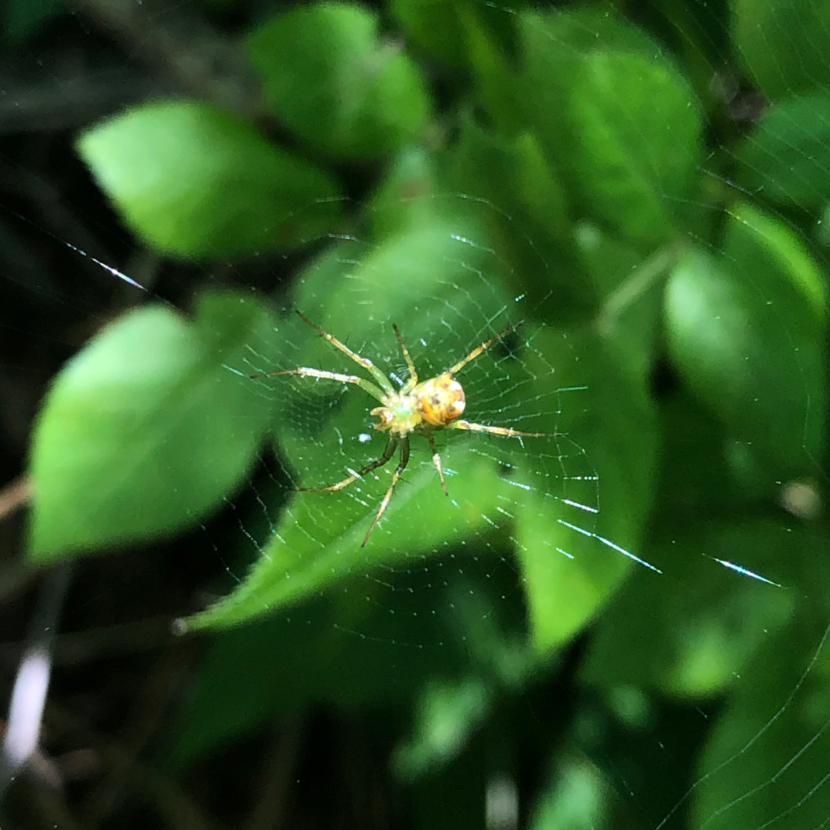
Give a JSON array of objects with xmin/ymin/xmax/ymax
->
[
  {"xmin": 518, "ymin": 9, "xmax": 702, "ymax": 245},
  {"xmin": 186, "ymin": 443, "xmax": 513, "ymax": 629},
  {"xmin": 394, "ymin": 677, "xmax": 493, "ymax": 779},
  {"xmin": 28, "ymin": 291, "xmax": 279, "ymax": 561},
  {"xmin": 515, "ymin": 328, "xmax": 658, "ymax": 653},
  {"xmin": 181, "ymin": 219, "xmax": 572, "ymax": 630},
  {"xmin": 447, "ymin": 119, "xmax": 588, "ymax": 322},
  {"xmin": 735, "ymin": 93, "xmax": 830, "ymax": 214},
  {"xmin": 732, "ymin": 0, "xmax": 830, "ymax": 100},
  {"xmin": 369, "ymin": 145, "xmax": 441, "ymax": 239},
  {"xmin": 77, "ymin": 100, "xmax": 342, "ymax": 258},
  {"xmin": 388, "ymin": 0, "xmax": 468, "ymax": 67},
  {"xmin": 248, "ymin": 2, "xmax": 432, "ymax": 159},
  {"xmin": 528, "ymin": 752, "xmax": 613, "ymax": 830},
  {"xmin": 664, "ymin": 240, "xmax": 825, "ymax": 477},
  {"xmin": 582, "ymin": 520, "xmax": 798, "ymax": 697},
  {"xmin": 692, "ymin": 614, "xmax": 830, "ymax": 830},
  {"xmin": 724, "ymin": 201, "xmax": 827, "ymax": 321}
]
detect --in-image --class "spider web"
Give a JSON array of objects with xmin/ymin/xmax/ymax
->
[{"xmin": 2, "ymin": 1, "xmax": 830, "ymax": 829}]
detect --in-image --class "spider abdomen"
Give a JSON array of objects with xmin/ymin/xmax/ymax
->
[{"xmin": 415, "ymin": 373, "xmax": 466, "ymax": 427}]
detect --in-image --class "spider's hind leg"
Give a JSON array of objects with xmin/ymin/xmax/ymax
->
[
  {"xmin": 426, "ymin": 432, "xmax": 448, "ymax": 496},
  {"xmin": 299, "ymin": 438, "xmax": 398, "ymax": 492},
  {"xmin": 362, "ymin": 438, "xmax": 411, "ymax": 547}
]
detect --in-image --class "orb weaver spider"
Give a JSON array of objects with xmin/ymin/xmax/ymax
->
[{"xmin": 255, "ymin": 311, "xmax": 556, "ymax": 546}]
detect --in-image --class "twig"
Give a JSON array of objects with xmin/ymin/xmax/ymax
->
[
  {"xmin": 596, "ymin": 242, "xmax": 682, "ymax": 333},
  {"xmin": 0, "ymin": 616, "xmax": 174, "ymax": 668},
  {"xmin": 69, "ymin": 0, "xmax": 265, "ymax": 118},
  {"xmin": 47, "ymin": 705, "xmax": 218, "ymax": 830},
  {"xmin": 0, "ymin": 477, "xmax": 30, "ymax": 522},
  {"xmin": 0, "ymin": 562, "xmax": 73, "ymax": 800}
]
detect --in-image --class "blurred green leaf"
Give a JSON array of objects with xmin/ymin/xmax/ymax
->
[
  {"xmin": 732, "ymin": 0, "xmax": 830, "ymax": 99},
  {"xmin": 649, "ymin": 394, "xmax": 774, "ymax": 528},
  {"xmin": 28, "ymin": 291, "xmax": 278, "ymax": 561},
  {"xmin": 447, "ymin": 118, "xmax": 587, "ymax": 321},
  {"xmin": 518, "ymin": 9, "xmax": 702, "ymax": 246},
  {"xmin": 186, "ymin": 441, "xmax": 509, "ymax": 629},
  {"xmin": 591, "ymin": 236, "xmax": 677, "ymax": 386},
  {"xmin": 173, "ymin": 558, "xmax": 532, "ymax": 768},
  {"xmin": 515, "ymin": 328, "xmax": 658, "ymax": 653},
  {"xmin": 582, "ymin": 520, "xmax": 799, "ymax": 697},
  {"xmin": 735, "ymin": 93, "xmax": 830, "ymax": 214},
  {"xmin": 369, "ymin": 145, "xmax": 441, "ymax": 239},
  {"xmin": 664, "ymin": 239, "xmax": 825, "ymax": 478},
  {"xmin": 388, "ymin": 0, "xmax": 468, "ymax": 67},
  {"xmin": 724, "ymin": 201, "xmax": 827, "ymax": 320},
  {"xmin": 395, "ymin": 677, "xmax": 493, "ymax": 778},
  {"xmin": 248, "ymin": 2, "xmax": 432, "ymax": 159},
  {"xmin": 529, "ymin": 752, "xmax": 613, "ymax": 830},
  {"xmin": 170, "ymin": 586, "xmax": 465, "ymax": 767},
  {"xmin": 77, "ymin": 100, "xmax": 342, "ymax": 258},
  {"xmin": 692, "ymin": 614, "xmax": 830, "ymax": 830}
]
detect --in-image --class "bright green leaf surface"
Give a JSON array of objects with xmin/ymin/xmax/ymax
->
[
  {"xmin": 28, "ymin": 291, "xmax": 279, "ymax": 560},
  {"xmin": 735, "ymin": 93, "xmax": 830, "ymax": 214},
  {"xmin": 248, "ymin": 2, "xmax": 432, "ymax": 159},
  {"xmin": 77, "ymin": 100, "xmax": 342, "ymax": 258},
  {"xmin": 518, "ymin": 9, "xmax": 701, "ymax": 245},
  {"xmin": 664, "ymin": 242, "xmax": 825, "ymax": 477},
  {"xmin": 732, "ymin": 0, "xmax": 830, "ymax": 100},
  {"xmin": 582, "ymin": 520, "xmax": 799, "ymax": 697}
]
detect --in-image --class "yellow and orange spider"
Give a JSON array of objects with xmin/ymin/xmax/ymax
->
[{"xmin": 255, "ymin": 311, "xmax": 556, "ymax": 546}]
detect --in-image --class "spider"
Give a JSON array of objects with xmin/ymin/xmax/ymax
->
[{"xmin": 254, "ymin": 311, "xmax": 556, "ymax": 546}]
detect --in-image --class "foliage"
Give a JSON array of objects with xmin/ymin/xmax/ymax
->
[{"xmin": 19, "ymin": 0, "xmax": 830, "ymax": 827}]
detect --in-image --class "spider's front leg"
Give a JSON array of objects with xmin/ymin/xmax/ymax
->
[
  {"xmin": 449, "ymin": 420, "xmax": 558, "ymax": 439},
  {"xmin": 250, "ymin": 367, "xmax": 386, "ymax": 403}
]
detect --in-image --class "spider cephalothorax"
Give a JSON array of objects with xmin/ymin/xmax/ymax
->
[{"xmin": 253, "ymin": 312, "xmax": 556, "ymax": 546}]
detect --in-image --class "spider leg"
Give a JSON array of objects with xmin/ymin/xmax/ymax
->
[
  {"xmin": 362, "ymin": 437, "xmax": 410, "ymax": 547},
  {"xmin": 446, "ymin": 322, "xmax": 522, "ymax": 376},
  {"xmin": 295, "ymin": 311, "xmax": 395, "ymax": 395},
  {"xmin": 300, "ymin": 437, "xmax": 398, "ymax": 492},
  {"xmin": 249, "ymin": 367, "xmax": 386, "ymax": 403},
  {"xmin": 426, "ymin": 432, "xmax": 448, "ymax": 496},
  {"xmin": 393, "ymin": 324, "xmax": 418, "ymax": 389},
  {"xmin": 449, "ymin": 419, "xmax": 558, "ymax": 438}
]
